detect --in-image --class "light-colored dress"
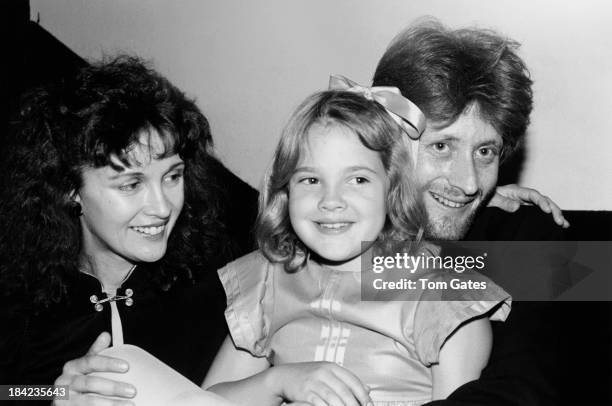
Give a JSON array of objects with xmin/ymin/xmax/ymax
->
[{"xmin": 218, "ymin": 251, "xmax": 511, "ymax": 406}]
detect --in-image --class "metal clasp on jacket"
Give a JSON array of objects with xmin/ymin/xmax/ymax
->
[{"xmin": 89, "ymin": 289, "xmax": 134, "ymax": 312}]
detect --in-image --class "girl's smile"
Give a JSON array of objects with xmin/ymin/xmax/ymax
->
[
  {"xmin": 314, "ymin": 221, "xmax": 354, "ymax": 234},
  {"xmin": 288, "ymin": 123, "xmax": 388, "ymax": 272}
]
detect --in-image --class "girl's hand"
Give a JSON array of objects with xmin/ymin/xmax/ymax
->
[
  {"xmin": 270, "ymin": 361, "xmax": 372, "ymax": 406},
  {"xmin": 53, "ymin": 332, "xmax": 136, "ymax": 405},
  {"xmin": 489, "ymin": 184, "xmax": 569, "ymax": 228}
]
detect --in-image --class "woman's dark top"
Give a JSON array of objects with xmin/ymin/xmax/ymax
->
[
  {"xmin": 1, "ymin": 267, "xmax": 229, "ymax": 387},
  {"xmin": 0, "ymin": 159, "xmax": 259, "ymax": 403}
]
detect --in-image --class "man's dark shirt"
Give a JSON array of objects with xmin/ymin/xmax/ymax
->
[{"xmin": 426, "ymin": 206, "xmax": 611, "ymax": 406}]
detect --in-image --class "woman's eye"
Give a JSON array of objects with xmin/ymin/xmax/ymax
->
[
  {"xmin": 165, "ymin": 171, "xmax": 184, "ymax": 184},
  {"xmin": 118, "ymin": 181, "xmax": 141, "ymax": 192}
]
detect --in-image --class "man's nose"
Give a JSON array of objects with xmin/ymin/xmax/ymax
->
[
  {"xmin": 143, "ymin": 185, "xmax": 171, "ymax": 218},
  {"xmin": 448, "ymin": 155, "xmax": 479, "ymax": 196},
  {"xmin": 318, "ymin": 184, "xmax": 347, "ymax": 211}
]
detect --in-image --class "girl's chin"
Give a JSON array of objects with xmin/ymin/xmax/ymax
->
[{"xmin": 311, "ymin": 251, "xmax": 363, "ymax": 270}]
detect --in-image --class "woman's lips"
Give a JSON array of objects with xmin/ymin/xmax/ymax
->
[{"xmin": 130, "ymin": 224, "xmax": 166, "ymax": 236}]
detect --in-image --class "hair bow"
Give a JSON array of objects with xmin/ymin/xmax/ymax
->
[{"xmin": 328, "ymin": 74, "xmax": 426, "ymax": 140}]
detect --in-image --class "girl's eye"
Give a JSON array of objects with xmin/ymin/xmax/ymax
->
[
  {"xmin": 118, "ymin": 181, "xmax": 141, "ymax": 192},
  {"xmin": 349, "ymin": 176, "xmax": 369, "ymax": 185},
  {"xmin": 299, "ymin": 177, "xmax": 319, "ymax": 185}
]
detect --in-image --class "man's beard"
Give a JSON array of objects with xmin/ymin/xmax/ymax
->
[
  {"xmin": 420, "ymin": 186, "xmax": 494, "ymax": 241},
  {"xmin": 423, "ymin": 210, "xmax": 478, "ymax": 241}
]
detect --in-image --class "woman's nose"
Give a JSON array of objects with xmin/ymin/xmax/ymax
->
[{"xmin": 143, "ymin": 185, "xmax": 171, "ymax": 218}]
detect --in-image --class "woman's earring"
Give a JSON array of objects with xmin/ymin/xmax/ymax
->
[{"xmin": 70, "ymin": 201, "xmax": 83, "ymax": 217}]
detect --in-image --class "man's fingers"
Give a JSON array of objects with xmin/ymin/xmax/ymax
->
[
  {"xmin": 64, "ymin": 354, "xmax": 129, "ymax": 375},
  {"xmin": 489, "ymin": 194, "xmax": 520, "ymax": 212},
  {"xmin": 494, "ymin": 185, "xmax": 569, "ymax": 227},
  {"xmin": 70, "ymin": 374, "xmax": 136, "ymax": 398},
  {"xmin": 88, "ymin": 332, "xmax": 112, "ymax": 355},
  {"xmin": 552, "ymin": 209, "xmax": 569, "ymax": 227},
  {"xmin": 526, "ymin": 192, "xmax": 570, "ymax": 227},
  {"xmin": 531, "ymin": 193, "xmax": 551, "ymax": 212},
  {"xmin": 528, "ymin": 195, "xmax": 547, "ymax": 210},
  {"xmin": 545, "ymin": 198, "xmax": 570, "ymax": 227}
]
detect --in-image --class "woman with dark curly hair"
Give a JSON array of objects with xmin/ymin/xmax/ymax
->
[{"xmin": 0, "ymin": 56, "xmax": 251, "ymax": 404}]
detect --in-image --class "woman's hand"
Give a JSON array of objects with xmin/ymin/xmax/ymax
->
[
  {"xmin": 268, "ymin": 362, "xmax": 372, "ymax": 406},
  {"xmin": 53, "ymin": 332, "xmax": 136, "ymax": 405},
  {"xmin": 489, "ymin": 184, "xmax": 569, "ymax": 228}
]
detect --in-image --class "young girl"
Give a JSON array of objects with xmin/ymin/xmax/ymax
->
[{"xmin": 203, "ymin": 88, "xmax": 511, "ymax": 406}]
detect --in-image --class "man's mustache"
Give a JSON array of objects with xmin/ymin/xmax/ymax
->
[{"xmin": 427, "ymin": 184, "xmax": 479, "ymax": 199}]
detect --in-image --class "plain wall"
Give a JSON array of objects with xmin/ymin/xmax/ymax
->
[{"xmin": 30, "ymin": 0, "xmax": 612, "ymax": 210}]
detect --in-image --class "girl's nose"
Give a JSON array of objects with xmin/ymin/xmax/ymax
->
[{"xmin": 318, "ymin": 185, "xmax": 347, "ymax": 211}]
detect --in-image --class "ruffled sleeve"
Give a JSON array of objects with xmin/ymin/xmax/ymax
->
[
  {"xmin": 217, "ymin": 251, "xmax": 275, "ymax": 357},
  {"xmin": 411, "ymin": 270, "xmax": 511, "ymax": 366}
]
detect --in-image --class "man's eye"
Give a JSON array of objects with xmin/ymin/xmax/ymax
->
[
  {"xmin": 432, "ymin": 142, "xmax": 449, "ymax": 152},
  {"xmin": 477, "ymin": 147, "xmax": 499, "ymax": 162}
]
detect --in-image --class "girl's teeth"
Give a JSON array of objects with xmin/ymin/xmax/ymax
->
[
  {"xmin": 132, "ymin": 225, "xmax": 165, "ymax": 235},
  {"xmin": 319, "ymin": 222, "xmax": 349, "ymax": 229},
  {"xmin": 432, "ymin": 194, "xmax": 466, "ymax": 208}
]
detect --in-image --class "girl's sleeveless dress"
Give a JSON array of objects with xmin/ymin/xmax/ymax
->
[{"xmin": 219, "ymin": 250, "xmax": 511, "ymax": 406}]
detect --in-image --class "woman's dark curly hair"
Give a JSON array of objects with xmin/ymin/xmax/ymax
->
[{"xmin": 0, "ymin": 55, "xmax": 229, "ymax": 310}]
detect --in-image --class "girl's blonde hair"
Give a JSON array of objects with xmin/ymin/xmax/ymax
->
[{"xmin": 257, "ymin": 90, "xmax": 425, "ymax": 271}]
